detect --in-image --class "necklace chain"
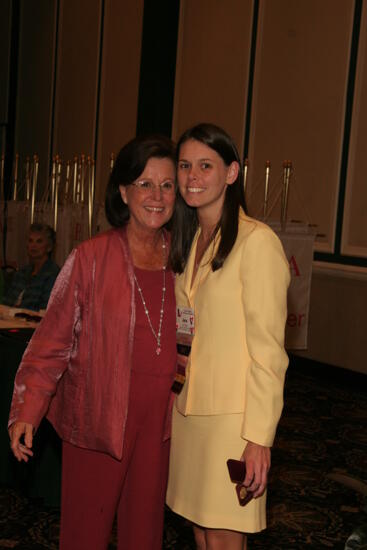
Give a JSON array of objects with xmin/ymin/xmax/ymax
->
[{"xmin": 133, "ymin": 234, "xmax": 167, "ymax": 356}]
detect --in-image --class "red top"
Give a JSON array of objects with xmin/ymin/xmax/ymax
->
[{"xmin": 133, "ymin": 266, "xmax": 176, "ymax": 376}]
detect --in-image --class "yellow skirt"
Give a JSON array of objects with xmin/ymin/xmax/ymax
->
[{"xmin": 166, "ymin": 406, "xmax": 267, "ymax": 533}]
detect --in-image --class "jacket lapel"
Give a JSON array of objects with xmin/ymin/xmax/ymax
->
[{"xmin": 186, "ymin": 229, "xmax": 220, "ymax": 305}]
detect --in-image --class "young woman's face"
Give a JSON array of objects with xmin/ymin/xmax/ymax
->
[
  {"xmin": 119, "ymin": 157, "xmax": 176, "ymax": 233},
  {"xmin": 177, "ymin": 139, "xmax": 238, "ymax": 219}
]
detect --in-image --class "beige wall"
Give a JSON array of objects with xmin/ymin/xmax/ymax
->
[
  {"xmin": 95, "ymin": 0, "xmax": 144, "ymax": 206},
  {"xmin": 14, "ymin": 0, "xmax": 144, "ymax": 205},
  {"xmin": 53, "ymin": 0, "xmax": 102, "ymax": 159},
  {"xmin": 9, "ymin": 0, "xmax": 367, "ymax": 373},
  {"xmin": 342, "ymin": 1, "xmax": 367, "ymax": 258},
  {"xmin": 296, "ymin": 264, "xmax": 367, "ymax": 374},
  {"xmin": 246, "ymin": 0, "xmax": 354, "ymax": 254},
  {"xmin": 14, "ymin": 0, "xmax": 57, "ymax": 196},
  {"xmin": 0, "ymin": 0, "xmax": 12, "ymax": 125},
  {"xmin": 171, "ymin": 0, "xmax": 366, "ymax": 374},
  {"xmin": 172, "ymin": 0, "xmax": 253, "ymax": 153}
]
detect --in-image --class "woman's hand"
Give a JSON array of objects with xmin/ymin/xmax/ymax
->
[
  {"xmin": 9, "ymin": 422, "xmax": 34, "ymax": 462},
  {"xmin": 241, "ymin": 441, "xmax": 271, "ymax": 498}
]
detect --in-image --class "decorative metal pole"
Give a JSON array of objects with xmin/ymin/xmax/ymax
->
[
  {"xmin": 12, "ymin": 153, "xmax": 19, "ymax": 200},
  {"xmin": 30, "ymin": 155, "xmax": 39, "ymax": 224},
  {"xmin": 263, "ymin": 160, "xmax": 270, "ymax": 218}
]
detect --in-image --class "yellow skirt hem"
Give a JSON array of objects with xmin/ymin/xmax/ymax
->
[{"xmin": 166, "ymin": 501, "xmax": 266, "ymax": 534}]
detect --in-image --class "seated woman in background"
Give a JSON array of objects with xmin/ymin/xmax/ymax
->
[{"xmin": 2, "ymin": 223, "xmax": 59, "ymax": 311}]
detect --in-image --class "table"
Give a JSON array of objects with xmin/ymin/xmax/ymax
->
[
  {"xmin": 0, "ymin": 328, "xmax": 61, "ymax": 506},
  {"xmin": 0, "ymin": 303, "xmax": 43, "ymax": 330}
]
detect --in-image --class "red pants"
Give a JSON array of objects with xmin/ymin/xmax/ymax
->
[{"xmin": 59, "ymin": 370, "xmax": 172, "ymax": 550}]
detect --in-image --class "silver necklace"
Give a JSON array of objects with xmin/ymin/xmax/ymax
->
[{"xmin": 133, "ymin": 234, "xmax": 167, "ymax": 355}]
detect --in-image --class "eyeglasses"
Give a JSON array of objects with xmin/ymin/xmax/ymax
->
[{"xmin": 131, "ymin": 180, "xmax": 175, "ymax": 195}]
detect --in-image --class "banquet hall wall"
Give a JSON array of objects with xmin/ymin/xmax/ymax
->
[
  {"xmin": 2, "ymin": 0, "xmax": 366, "ymax": 374},
  {"xmin": 171, "ymin": 0, "xmax": 367, "ymax": 375},
  {"xmin": 1, "ymin": 0, "xmax": 144, "ymax": 200}
]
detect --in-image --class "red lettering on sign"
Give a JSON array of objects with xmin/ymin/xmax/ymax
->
[
  {"xmin": 287, "ymin": 314, "xmax": 297, "ymax": 327},
  {"xmin": 287, "ymin": 313, "xmax": 305, "ymax": 327},
  {"xmin": 289, "ymin": 255, "xmax": 301, "ymax": 277},
  {"xmin": 298, "ymin": 313, "xmax": 305, "ymax": 326}
]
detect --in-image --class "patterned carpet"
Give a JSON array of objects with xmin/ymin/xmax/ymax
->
[{"xmin": 0, "ymin": 356, "xmax": 366, "ymax": 549}]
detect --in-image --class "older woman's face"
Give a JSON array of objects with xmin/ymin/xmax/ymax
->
[
  {"xmin": 119, "ymin": 157, "xmax": 176, "ymax": 233},
  {"xmin": 27, "ymin": 232, "xmax": 51, "ymax": 263}
]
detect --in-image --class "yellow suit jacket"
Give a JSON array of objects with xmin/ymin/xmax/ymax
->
[{"xmin": 175, "ymin": 213, "xmax": 290, "ymax": 447}]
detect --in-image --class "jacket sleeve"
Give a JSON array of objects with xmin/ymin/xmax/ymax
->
[
  {"xmin": 240, "ymin": 227, "xmax": 290, "ymax": 447},
  {"xmin": 8, "ymin": 248, "xmax": 84, "ymax": 430}
]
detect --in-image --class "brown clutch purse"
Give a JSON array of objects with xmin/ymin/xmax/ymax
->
[{"xmin": 226, "ymin": 459, "xmax": 254, "ymax": 507}]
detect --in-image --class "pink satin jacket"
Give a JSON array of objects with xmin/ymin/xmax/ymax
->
[{"xmin": 8, "ymin": 227, "xmax": 173, "ymax": 460}]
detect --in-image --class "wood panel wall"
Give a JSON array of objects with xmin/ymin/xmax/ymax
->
[
  {"xmin": 172, "ymin": 0, "xmax": 253, "ymax": 153},
  {"xmin": 0, "ymin": 0, "xmax": 12, "ymax": 125},
  {"xmin": 9, "ymin": 0, "xmax": 144, "ymax": 209},
  {"xmin": 52, "ymin": 0, "xmax": 102, "ymax": 160},
  {"xmin": 246, "ymin": 0, "xmax": 354, "ymax": 253},
  {"xmin": 342, "ymin": 1, "xmax": 367, "ymax": 258},
  {"xmin": 298, "ymin": 263, "xmax": 367, "ymax": 374},
  {"xmin": 6, "ymin": 0, "xmax": 367, "ymax": 373},
  {"xmin": 14, "ymin": 0, "xmax": 57, "ymax": 195},
  {"xmin": 95, "ymin": 0, "xmax": 144, "ymax": 205}
]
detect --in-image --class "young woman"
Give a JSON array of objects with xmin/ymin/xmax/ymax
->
[
  {"xmin": 167, "ymin": 123, "xmax": 290, "ymax": 549},
  {"xmin": 9, "ymin": 135, "xmax": 177, "ymax": 550}
]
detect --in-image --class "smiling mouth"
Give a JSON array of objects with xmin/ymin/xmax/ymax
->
[
  {"xmin": 145, "ymin": 206, "xmax": 164, "ymax": 212},
  {"xmin": 187, "ymin": 187, "xmax": 205, "ymax": 193}
]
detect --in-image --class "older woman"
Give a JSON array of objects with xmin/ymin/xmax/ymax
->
[
  {"xmin": 8, "ymin": 135, "xmax": 177, "ymax": 550},
  {"xmin": 167, "ymin": 123, "xmax": 290, "ymax": 549},
  {"xmin": 2, "ymin": 223, "xmax": 59, "ymax": 311}
]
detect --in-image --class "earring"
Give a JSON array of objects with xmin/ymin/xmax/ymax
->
[{"xmin": 119, "ymin": 186, "xmax": 128, "ymax": 205}]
